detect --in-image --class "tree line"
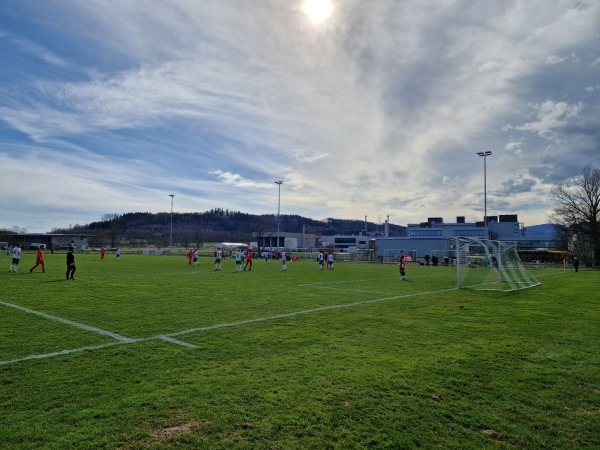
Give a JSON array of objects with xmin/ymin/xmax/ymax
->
[{"xmin": 49, "ymin": 208, "xmax": 406, "ymax": 249}]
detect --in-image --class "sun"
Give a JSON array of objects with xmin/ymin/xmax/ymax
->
[{"xmin": 302, "ymin": 0, "xmax": 334, "ymax": 24}]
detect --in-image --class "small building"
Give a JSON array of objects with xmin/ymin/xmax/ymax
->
[
  {"xmin": 319, "ymin": 235, "xmax": 371, "ymax": 252},
  {"xmin": 253, "ymin": 231, "xmax": 317, "ymax": 251},
  {"xmin": 0, "ymin": 233, "xmax": 90, "ymax": 250}
]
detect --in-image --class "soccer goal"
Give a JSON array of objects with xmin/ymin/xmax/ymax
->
[{"xmin": 456, "ymin": 238, "xmax": 540, "ymax": 291}]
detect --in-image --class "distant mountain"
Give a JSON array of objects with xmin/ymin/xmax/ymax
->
[
  {"xmin": 524, "ymin": 224, "xmax": 558, "ymax": 239},
  {"xmin": 50, "ymin": 209, "xmax": 407, "ymax": 247}
]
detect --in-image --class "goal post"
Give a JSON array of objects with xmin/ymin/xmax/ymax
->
[{"xmin": 456, "ymin": 237, "xmax": 540, "ymax": 291}]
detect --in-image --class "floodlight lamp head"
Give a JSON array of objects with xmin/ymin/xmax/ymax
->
[{"xmin": 274, "ymin": 180, "xmax": 283, "ymax": 185}]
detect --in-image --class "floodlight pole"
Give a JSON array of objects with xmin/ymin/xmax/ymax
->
[
  {"xmin": 169, "ymin": 194, "xmax": 175, "ymax": 256},
  {"xmin": 275, "ymin": 181, "xmax": 283, "ymax": 250},
  {"xmin": 476, "ymin": 151, "xmax": 492, "ymax": 240}
]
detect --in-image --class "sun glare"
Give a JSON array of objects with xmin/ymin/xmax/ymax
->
[{"xmin": 302, "ymin": 0, "xmax": 334, "ymax": 24}]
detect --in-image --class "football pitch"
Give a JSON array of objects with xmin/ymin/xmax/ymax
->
[{"xmin": 1, "ymin": 253, "xmax": 598, "ymax": 449}]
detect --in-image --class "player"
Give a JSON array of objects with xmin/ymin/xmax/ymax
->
[
  {"xmin": 235, "ymin": 248, "xmax": 244, "ymax": 272},
  {"xmin": 214, "ymin": 248, "xmax": 222, "ymax": 270},
  {"xmin": 30, "ymin": 245, "xmax": 46, "ymax": 273},
  {"xmin": 100, "ymin": 247, "xmax": 105, "ymax": 260},
  {"xmin": 9, "ymin": 244, "xmax": 22, "ymax": 272},
  {"xmin": 399, "ymin": 250, "xmax": 406, "ymax": 280},
  {"xmin": 66, "ymin": 247, "xmax": 76, "ymax": 280},
  {"xmin": 318, "ymin": 251, "xmax": 324, "ymax": 270},
  {"xmin": 244, "ymin": 249, "xmax": 253, "ymax": 271},
  {"xmin": 116, "ymin": 247, "xmax": 121, "ymax": 260},
  {"xmin": 192, "ymin": 249, "xmax": 199, "ymax": 267},
  {"xmin": 281, "ymin": 250, "xmax": 287, "ymax": 271},
  {"xmin": 327, "ymin": 252, "xmax": 334, "ymax": 270}
]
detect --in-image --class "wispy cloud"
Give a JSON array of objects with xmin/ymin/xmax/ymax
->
[{"xmin": 0, "ymin": 0, "xmax": 598, "ymax": 231}]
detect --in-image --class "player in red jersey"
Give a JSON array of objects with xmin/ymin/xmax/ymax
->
[
  {"xmin": 30, "ymin": 245, "xmax": 46, "ymax": 273},
  {"xmin": 399, "ymin": 250, "xmax": 406, "ymax": 280},
  {"xmin": 244, "ymin": 249, "xmax": 253, "ymax": 271}
]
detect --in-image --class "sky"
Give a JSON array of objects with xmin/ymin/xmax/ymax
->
[{"xmin": 1, "ymin": 0, "xmax": 599, "ymax": 233}]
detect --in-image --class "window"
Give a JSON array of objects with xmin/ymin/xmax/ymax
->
[
  {"xmin": 453, "ymin": 229, "xmax": 485, "ymax": 237},
  {"xmin": 335, "ymin": 238, "xmax": 357, "ymax": 244},
  {"xmin": 409, "ymin": 230, "xmax": 443, "ymax": 237}
]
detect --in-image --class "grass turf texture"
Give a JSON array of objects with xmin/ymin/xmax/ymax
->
[{"xmin": 0, "ymin": 253, "xmax": 598, "ymax": 449}]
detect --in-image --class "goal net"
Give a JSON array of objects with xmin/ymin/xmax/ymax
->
[{"xmin": 457, "ymin": 238, "xmax": 540, "ymax": 291}]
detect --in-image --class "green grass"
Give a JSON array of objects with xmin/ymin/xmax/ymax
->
[{"xmin": 1, "ymin": 252, "xmax": 598, "ymax": 449}]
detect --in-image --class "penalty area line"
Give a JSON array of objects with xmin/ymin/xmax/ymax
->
[
  {"xmin": 0, "ymin": 335, "xmax": 199, "ymax": 366},
  {"xmin": 1, "ymin": 288, "xmax": 455, "ymax": 365},
  {"xmin": 156, "ymin": 336, "xmax": 199, "ymax": 348},
  {"xmin": 0, "ymin": 300, "xmax": 135, "ymax": 343},
  {"xmin": 165, "ymin": 287, "xmax": 458, "ymax": 338},
  {"xmin": 0, "ymin": 341, "xmax": 128, "ymax": 366}
]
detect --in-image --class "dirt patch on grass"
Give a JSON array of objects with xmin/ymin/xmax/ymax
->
[
  {"xmin": 119, "ymin": 419, "xmax": 209, "ymax": 448},
  {"xmin": 482, "ymin": 429, "xmax": 504, "ymax": 440},
  {"xmin": 151, "ymin": 421, "xmax": 199, "ymax": 438}
]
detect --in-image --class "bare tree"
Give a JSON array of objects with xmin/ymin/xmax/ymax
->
[
  {"xmin": 253, "ymin": 219, "xmax": 269, "ymax": 253},
  {"xmin": 549, "ymin": 165, "xmax": 600, "ymax": 266},
  {"xmin": 193, "ymin": 228, "xmax": 203, "ymax": 249}
]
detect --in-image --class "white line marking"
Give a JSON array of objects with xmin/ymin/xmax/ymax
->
[
  {"xmin": 0, "ymin": 335, "xmax": 197, "ymax": 365},
  {"xmin": 300, "ymin": 286, "xmax": 400, "ymax": 295},
  {"xmin": 157, "ymin": 336, "xmax": 199, "ymax": 348},
  {"xmin": 165, "ymin": 288, "xmax": 457, "ymax": 338},
  {"xmin": 1, "ymin": 287, "xmax": 456, "ymax": 365},
  {"xmin": 0, "ymin": 301, "xmax": 135, "ymax": 343},
  {"xmin": 0, "ymin": 341, "xmax": 128, "ymax": 365}
]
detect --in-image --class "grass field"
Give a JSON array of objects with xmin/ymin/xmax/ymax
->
[{"xmin": 1, "ymin": 252, "xmax": 598, "ymax": 449}]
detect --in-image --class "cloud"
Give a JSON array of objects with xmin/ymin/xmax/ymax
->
[
  {"xmin": 496, "ymin": 177, "xmax": 538, "ymax": 195},
  {"xmin": 0, "ymin": 0, "xmax": 598, "ymax": 232},
  {"xmin": 516, "ymin": 100, "xmax": 585, "ymax": 142},
  {"xmin": 545, "ymin": 53, "xmax": 580, "ymax": 65},
  {"xmin": 210, "ymin": 170, "xmax": 274, "ymax": 189},
  {"xmin": 0, "ymin": 32, "xmax": 68, "ymax": 68},
  {"xmin": 291, "ymin": 149, "xmax": 329, "ymax": 164}
]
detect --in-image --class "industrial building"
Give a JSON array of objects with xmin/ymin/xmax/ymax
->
[{"xmin": 319, "ymin": 214, "xmax": 559, "ymax": 260}]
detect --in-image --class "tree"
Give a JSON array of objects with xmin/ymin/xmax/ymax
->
[
  {"xmin": 253, "ymin": 218, "xmax": 270, "ymax": 252},
  {"xmin": 549, "ymin": 165, "xmax": 600, "ymax": 266}
]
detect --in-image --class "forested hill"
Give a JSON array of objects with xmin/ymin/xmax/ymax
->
[{"xmin": 53, "ymin": 209, "xmax": 406, "ymax": 247}]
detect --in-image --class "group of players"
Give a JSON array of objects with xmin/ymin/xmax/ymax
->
[
  {"xmin": 8, "ymin": 244, "xmax": 407, "ymax": 279},
  {"xmin": 7, "ymin": 244, "xmax": 78, "ymax": 280},
  {"xmin": 186, "ymin": 248, "xmax": 289, "ymax": 272},
  {"xmin": 184, "ymin": 248, "xmax": 341, "ymax": 273},
  {"xmin": 317, "ymin": 250, "xmax": 335, "ymax": 270}
]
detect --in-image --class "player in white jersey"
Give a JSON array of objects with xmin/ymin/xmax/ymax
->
[
  {"xmin": 9, "ymin": 244, "xmax": 22, "ymax": 272},
  {"xmin": 235, "ymin": 249, "xmax": 244, "ymax": 272},
  {"xmin": 327, "ymin": 252, "xmax": 334, "ymax": 269}
]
